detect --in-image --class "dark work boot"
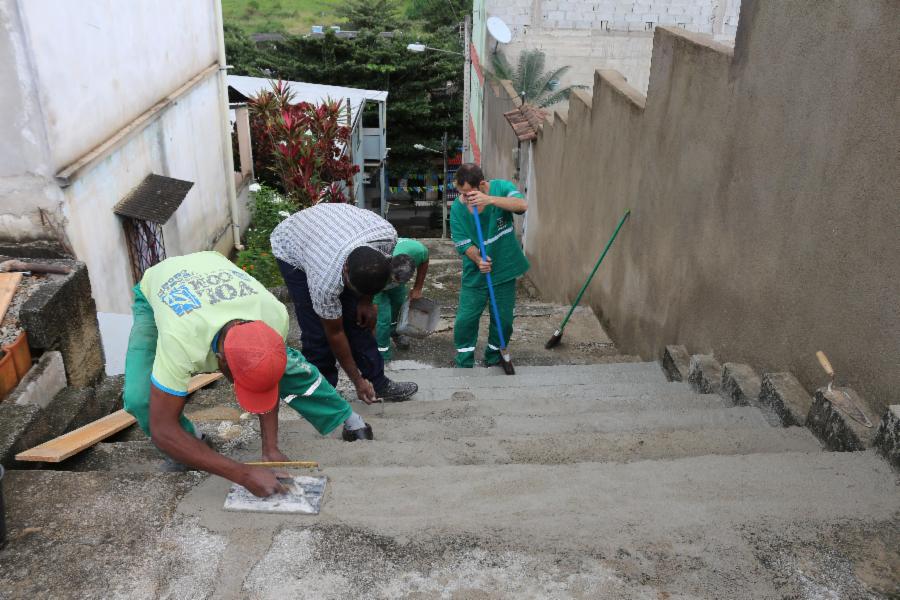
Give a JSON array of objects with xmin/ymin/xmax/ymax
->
[
  {"xmin": 342, "ymin": 423, "xmax": 374, "ymax": 442},
  {"xmin": 375, "ymin": 379, "xmax": 418, "ymax": 402}
]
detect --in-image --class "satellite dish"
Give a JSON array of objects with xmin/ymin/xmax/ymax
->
[{"xmin": 486, "ymin": 16, "xmax": 512, "ymax": 44}]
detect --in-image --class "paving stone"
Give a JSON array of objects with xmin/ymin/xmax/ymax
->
[
  {"xmin": 688, "ymin": 354, "xmax": 722, "ymax": 394},
  {"xmin": 759, "ymin": 372, "xmax": 813, "ymax": 427},
  {"xmin": 806, "ymin": 388, "xmax": 879, "ymax": 451},
  {"xmin": 872, "ymin": 405, "xmax": 900, "ymax": 469},
  {"xmin": 721, "ymin": 363, "xmax": 761, "ymax": 407},
  {"xmin": 661, "ymin": 345, "xmax": 691, "ymax": 381}
]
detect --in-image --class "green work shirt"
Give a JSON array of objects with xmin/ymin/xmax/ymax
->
[
  {"xmin": 139, "ymin": 251, "xmax": 289, "ymax": 396},
  {"xmin": 450, "ymin": 179, "xmax": 530, "ymax": 289},
  {"xmin": 394, "ymin": 238, "xmax": 429, "ymax": 266}
]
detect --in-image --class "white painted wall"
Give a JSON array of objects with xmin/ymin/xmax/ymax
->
[
  {"xmin": 63, "ymin": 76, "xmax": 233, "ymax": 313},
  {"xmin": 16, "ymin": 0, "xmax": 219, "ymax": 171},
  {"xmin": 0, "ymin": 0, "xmax": 238, "ymax": 313}
]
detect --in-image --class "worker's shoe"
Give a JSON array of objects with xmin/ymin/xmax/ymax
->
[
  {"xmin": 392, "ymin": 333, "xmax": 411, "ymax": 350},
  {"xmin": 375, "ymin": 379, "xmax": 418, "ymax": 402},
  {"xmin": 342, "ymin": 423, "xmax": 374, "ymax": 442}
]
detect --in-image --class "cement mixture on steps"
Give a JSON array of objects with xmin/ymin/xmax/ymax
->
[{"xmin": 0, "ymin": 240, "xmax": 898, "ymax": 599}]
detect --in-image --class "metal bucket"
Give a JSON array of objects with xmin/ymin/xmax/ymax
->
[
  {"xmin": 396, "ymin": 297, "xmax": 441, "ymax": 338},
  {"xmin": 0, "ymin": 464, "xmax": 6, "ymax": 549}
]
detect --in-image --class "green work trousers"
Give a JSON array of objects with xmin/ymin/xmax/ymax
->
[
  {"xmin": 453, "ymin": 279, "xmax": 516, "ymax": 368},
  {"xmin": 123, "ymin": 286, "xmax": 351, "ymax": 438},
  {"xmin": 373, "ymin": 284, "xmax": 409, "ymax": 361}
]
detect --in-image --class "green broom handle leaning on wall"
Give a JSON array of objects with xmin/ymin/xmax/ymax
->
[{"xmin": 545, "ymin": 209, "xmax": 631, "ymax": 349}]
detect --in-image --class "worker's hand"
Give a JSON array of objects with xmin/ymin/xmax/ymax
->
[
  {"xmin": 409, "ymin": 287, "xmax": 424, "ymax": 301},
  {"xmin": 477, "ymin": 255, "xmax": 493, "ymax": 274},
  {"xmin": 465, "ymin": 190, "xmax": 493, "ymax": 212},
  {"xmin": 357, "ymin": 300, "xmax": 378, "ymax": 330},
  {"xmin": 242, "ymin": 467, "xmax": 288, "ymax": 497},
  {"xmin": 354, "ymin": 378, "xmax": 376, "ymax": 404}
]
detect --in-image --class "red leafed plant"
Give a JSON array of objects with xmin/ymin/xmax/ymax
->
[{"xmin": 249, "ymin": 80, "xmax": 359, "ymax": 207}]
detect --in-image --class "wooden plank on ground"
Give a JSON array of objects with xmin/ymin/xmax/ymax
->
[
  {"xmin": 187, "ymin": 372, "xmax": 223, "ymax": 393},
  {"xmin": 0, "ymin": 272, "xmax": 24, "ymax": 323},
  {"xmin": 15, "ymin": 409, "xmax": 137, "ymax": 462},
  {"xmin": 14, "ymin": 372, "xmax": 224, "ymax": 463}
]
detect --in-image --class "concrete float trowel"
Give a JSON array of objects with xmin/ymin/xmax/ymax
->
[{"xmin": 815, "ymin": 350, "xmax": 873, "ymax": 428}]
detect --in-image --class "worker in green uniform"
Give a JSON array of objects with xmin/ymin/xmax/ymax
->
[
  {"xmin": 373, "ymin": 238, "xmax": 430, "ymax": 361},
  {"xmin": 449, "ymin": 163, "xmax": 529, "ymax": 368},
  {"xmin": 122, "ymin": 251, "xmax": 376, "ymax": 498}
]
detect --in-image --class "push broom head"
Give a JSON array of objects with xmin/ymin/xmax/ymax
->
[
  {"xmin": 499, "ymin": 352, "xmax": 516, "ymax": 375},
  {"xmin": 545, "ymin": 329, "xmax": 563, "ymax": 349}
]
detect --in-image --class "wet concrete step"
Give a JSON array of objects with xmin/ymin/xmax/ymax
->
[
  {"xmin": 279, "ymin": 406, "xmax": 774, "ymax": 441},
  {"xmin": 389, "ymin": 362, "xmax": 665, "ymax": 380},
  {"xmin": 65, "ymin": 426, "xmax": 822, "ymax": 472},
  {"xmin": 353, "ymin": 392, "xmax": 730, "ymax": 420},
  {"xmin": 402, "ymin": 381, "xmax": 692, "ymax": 402},
  {"xmin": 180, "ymin": 450, "xmax": 900, "ymax": 554},
  {"xmin": 394, "ymin": 365, "xmax": 668, "ymax": 389}
]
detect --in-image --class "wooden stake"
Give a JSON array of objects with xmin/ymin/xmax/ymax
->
[{"xmin": 0, "ymin": 272, "xmax": 23, "ymax": 324}]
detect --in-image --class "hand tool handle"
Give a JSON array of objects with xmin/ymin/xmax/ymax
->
[
  {"xmin": 244, "ymin": 460, "xmax": 319, "ymax": 468},
  {"xmin": 815, "ymin": 351, "xmax": 834, "ymax": 378},
  {"xmin": 558, "ymin": 210, "xmax": 631, "ymax": 333},
  {"xmin": 473, "ymin": 205, "xmax": 507, "ymax": 350}
]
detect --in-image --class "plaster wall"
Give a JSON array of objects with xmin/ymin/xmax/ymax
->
[
  {"xmin": 15, "ymin": 0, "xmax": 218, "ymax": 170},
  {"xmin": 500, "ymin": 1, "xmax": 900, "ymax": 412},
  {"xmin": 63, "ymin": 76, "xmax": 232, "ymax": 314}
]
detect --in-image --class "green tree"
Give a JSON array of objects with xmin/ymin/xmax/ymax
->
[
  {"xmin": 336, "ymin": 0, "xmax": 404, "ymax": 32},
  {"xmin": 226, "ymin": 28, "xmax": 463, "ymax": 176},
  {"xmin": 489, "ymin": 48, "xmax": 586, "ymax": 107},
  {"xmin": 406, "ymin": 0, "xmax": 472, "ymax": 29}
]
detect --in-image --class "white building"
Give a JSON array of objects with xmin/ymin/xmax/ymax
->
[
  {"xmin": 0, "ymin": 0, "xmax": 250, "ymax": 314},
  {"xmin": 227, "ymin": 75, "xmax": 388, "ymax": 214}
]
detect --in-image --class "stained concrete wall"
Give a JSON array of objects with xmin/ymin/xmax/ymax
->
[
  {"xmin": 505, "ymin": 1, "xmax": 900, "ymax": 412},
  {"xmin": 481, "ymin": 81, "xmax": 522, "ymax": 182},
  {"xmin": 0, "ymin": 0, "xmax": 240, "ymax": 313}
]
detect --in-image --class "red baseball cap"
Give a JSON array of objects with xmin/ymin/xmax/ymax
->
[{"xmin": 223, "ymin": 321, "xmax": 287, "ymax": 414}]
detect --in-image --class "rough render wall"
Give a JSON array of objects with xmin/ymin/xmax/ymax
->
[
  {"xmin": 15, "ymin": 0, "xmax": 219, "ymax": 170},
  {"xmin": 63, "ymin": 76, "xmax": 233, "ymax": 314},
  {"xmin": 484, "ymin": 0, "xmax": 739, "ymax": 94},
  {"xmin": 508, "ymin": 1, "xmax": 900, "ymax": 413}
]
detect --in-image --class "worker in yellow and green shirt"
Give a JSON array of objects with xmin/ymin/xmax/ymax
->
[
  {"xmin": 373, "ymin": 238, "xmax": 430, "ymax": 361},
  {"xmin": 449, "ymin": 163, "xmax": 529, "ymax": 368}
]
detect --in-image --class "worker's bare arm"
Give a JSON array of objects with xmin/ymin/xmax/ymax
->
[
  {"xmin": 410, "ymin": 260, "xmax": 429, "ymax": 300},
  {"xmin": 148, "ymin": 384, "xmax": 285, "ymax": 496},
  {"xmin": 464, "ymin": 246, "xmax": 492, "ymax": 273},
  {"xmin": 321, "ymin": 317, "xmax": 376, "ymax": 403}
]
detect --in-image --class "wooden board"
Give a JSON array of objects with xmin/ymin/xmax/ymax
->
[
  {"xmin": 0, "ymin": 272, "xmax": 23, "ymax": 324},
  {"xmin": 15, "ymin": 409, "xmax": 137, "ymax": 463},
  {"xmin": 15, "ymin": 372, "xmax": 224, "ymax": 462},
  {"xmin": 187, "ymin": 372, "xmax": 223, "ymax": 393}
]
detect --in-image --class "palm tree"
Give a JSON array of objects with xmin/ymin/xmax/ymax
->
[{"xmin": 488, "ymin": 49, "xmax": 586, "ymax": 108}]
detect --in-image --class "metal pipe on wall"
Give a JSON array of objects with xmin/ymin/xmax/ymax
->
[{"xmin": 213, "ymin": 0, "xmax": 243, "ymax": 251}]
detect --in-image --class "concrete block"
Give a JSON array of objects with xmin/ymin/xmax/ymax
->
[
  {"xmin": 758, "ymin": 372, "xmax": 812, "ymax": 427},
  {"xmin": 687, "ymin": 354, "xmax": 722, "ymax": 394},
  {"xmin": 661, "ymin": 345, "xmax": 691, "ymax": 382},
  {"xmin": 9, "ymin": 351, "xmax": 67, "ymax": 409},
  {"xmin": 45, "ymin": 388, "xmax": 97, "ymax": 438},
  {"xmin": 95, "ymin": 375, "xmax": 125, "ymax": 415},
  {"xmin": 19, "ymin": 262, "xmax": 104, "ymax": 388},
  {"xmin": 0, "ymin": 403, "xmax": 46, "ymax": 466},
  {"xmin": 872, "ymin": 405, "xmax": 900, "ymax": 469},
  {"xmin": 721, "ymin": 363, "xmax": 761, "ymax": 407},
  {"xmin": 806, "ymin": 388, "xmax": 878, "ymax": 452}
]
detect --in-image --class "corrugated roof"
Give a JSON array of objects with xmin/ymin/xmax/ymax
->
[
  {"xmin": 228, "ymin": 75, "xmax": 388, "ymax": 128},
  {"xmin": 114, "ymin": 174, "xmax": 193, "ymax": 224}
]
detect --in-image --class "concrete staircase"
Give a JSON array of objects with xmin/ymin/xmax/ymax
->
[
  {"xmin": 30, "ymin": 357, "xmax": 893, "ymax": 598},
  {"xmin": 1, "ymin": 241, "xmax": 897, "ymax": 597}
]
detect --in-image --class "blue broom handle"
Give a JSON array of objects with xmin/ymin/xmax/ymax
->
[{"xmin": 472, "ymin": 206, "xmax": 508, "ymax": 350}]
